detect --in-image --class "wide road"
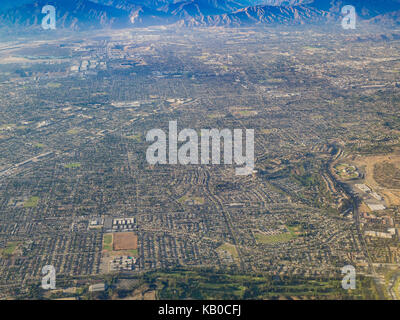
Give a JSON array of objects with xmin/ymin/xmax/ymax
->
[{"xmin": 325, "ymin": 145, "xmax": 386, "ymax": 299}]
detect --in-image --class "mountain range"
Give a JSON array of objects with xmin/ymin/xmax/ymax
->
[{"xmin": 1, "ymin": 0, "xmax": 400, "ymax": 30}]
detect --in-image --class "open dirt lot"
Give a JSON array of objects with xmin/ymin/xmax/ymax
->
[
  {"xmin": 113, "ymin": 232, "xmax": 138, "ymax": 251},
  {"xmin": 353, "ymin": 154, "xmax": 400, "ymax": 207}
]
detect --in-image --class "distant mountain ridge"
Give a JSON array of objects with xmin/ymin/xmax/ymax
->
[
  {"xmin": 310, "ymin": 0, "xmax": 400, "ymax": 19},
  {"xmin": 0, "ymin": 0, "xmax": 131, "ymax": 30},
  {"xmin": 184, "ymin": 4, "xmax": 329, "ymax": 26},
  {"xmin": 1, "ymin": 0, "xmax": 400, "ymax": 30}
]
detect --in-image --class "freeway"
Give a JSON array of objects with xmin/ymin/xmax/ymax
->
[
  {"xmin": 325, "ymin": 145, "xmax": 386, "ymax": 299},
  {"xmin": 388, "ymin": 272, "xmax": 400, "ymax": 300}
]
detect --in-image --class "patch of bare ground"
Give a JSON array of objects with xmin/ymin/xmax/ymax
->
[{"xmin": 353, "ymin": 154, "xmax": 400, "ymax": 207}]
